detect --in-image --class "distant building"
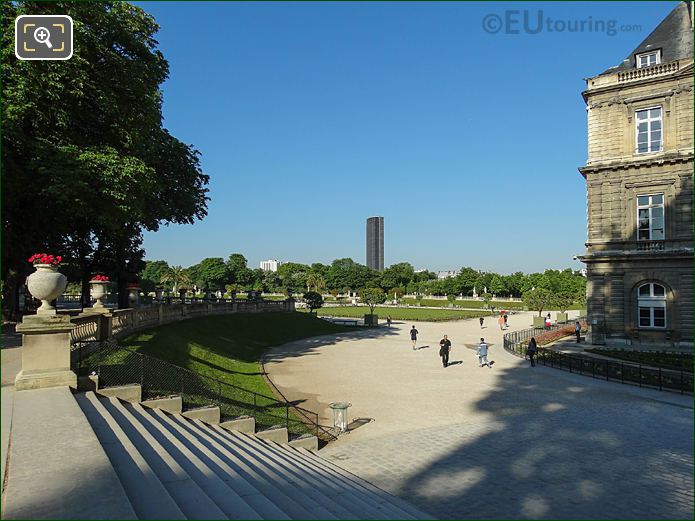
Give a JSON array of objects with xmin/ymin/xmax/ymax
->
[
  {"xmin": 437, "ymin": 270, "xmax": 459, "ymax": 280},
  {"xmin": 260, "ymin": 259, "xmax": 282, "ymax": 272},
  {"xmin": 578, "ymin": 2, "xmax": 693, "ymax": 347},
  {"xmin": 414, "ymin": 268, "xmax": 428, "ymax": 274},
  {"xmin": 366, "ymin": 216, "xmax": 384, "ymax": 271}
]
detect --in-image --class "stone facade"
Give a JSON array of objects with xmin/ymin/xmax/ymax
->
[{"xmin": 578, "ymin": 3, "xmax": 694, "ymax": 348}]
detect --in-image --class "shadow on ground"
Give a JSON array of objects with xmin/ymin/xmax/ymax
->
[{"xmin": 382, "ymin": 362, "xmax": 695, "ymax": 519}]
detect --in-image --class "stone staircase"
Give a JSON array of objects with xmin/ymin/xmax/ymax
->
[{"xmin": 74, "ymin": 389, "xmax": 430, "ymax": 520}]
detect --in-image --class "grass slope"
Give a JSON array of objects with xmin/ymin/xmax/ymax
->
[{"xmin": 121, "ymin": 312, "xmax": 351, "ymax": 395}]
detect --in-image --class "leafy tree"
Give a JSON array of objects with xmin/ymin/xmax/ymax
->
[
  {"xmin": 226, "ymin": 253, "xmax": 252, "ymax": 286},
  {"xmin": 360, "ymin": 287, "xmax": 386, "ymax": 315},
  {"xmin": 481, "ymin": 292, "xmax": 493, "ymax": 310},
  {"xmin": 195, "ymin": 257, "xmax": 228, "ymax": 290},
  {"xmin": 489, "ymin": 274, "xmax": 506, "ymax": 296},
  {"xmin": 454, "ymin": 267, "xmax": 479, "ymax": 295},
  {"xmin": 160, "ymin": 266, "xmax": 191, "ymax": 293},
  {"xmin": 388, "ymin": 287, "xmax": 405, "ymax": 300},
  {"xmin": 139, "ymin": 260, "xmax": 170, "ymax": 292},
  {"xmin": 447, "ymin": 293, "xmax": 457, "ymax": 305},
  {"xmin": 552, "ymin": 292, "xmax": 576, "ymax": 314},
  {"xmin": 2, "ymin": 1, "xmax": 209, "ymax": 315},
  {"xmin": 277, "ymin": 262, "xmax": 309, "ymax": 292},
  {"xmin": 523, "ymin": 288, "xmax": 554, "ymax": 317},
  {"xmin": 380, "ymin": 262, "xmax": 415, "ymax": 290},
  {"xmin": 303, "ymin": 291, "xmax": 324, "ymax": 314},
  {"xmin": 306, "ymin": 273, "xmax": 326, "ymax": 293}
]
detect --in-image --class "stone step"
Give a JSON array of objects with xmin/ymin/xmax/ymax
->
[
  {"xmin": 125, "ymin": 402, "xmax": 261, "ymax": 520},
  {"xmin": 182, "ymin": 405, "xmax": 220, "ymax": 424},
  {"xmin": 99, "ymin": 396, "xmax": 228, "ymax": 520},
  {"xmin": 96, "ymin": 384, "xmax": 142, "ymax": 403},
  {"xmin": 207, "ymin": 425, "xmax": 359, "ymax": 519},
  {"xmin": 288, "ymin": 435, "xmax": 319, "ymax": 452},
  {"xmin": 222, "ymin": 428, "xmax": 401, "ymax": 520},
  {"xmin": 219, "ymin": 415, "xmax": 255, "ymax": 434},
  {"xmin": 148, "ymin": 408, "xmax": 290, "ymax": 520},
  {"xmin": 255, "ymin": 425, "xmax": 288, "ymax": 443},
  {"xmin": 296, "ymin": 447, "xmax": 431, "ymax": 519},
  {"xmin": 141, "ymin": 395, "xmax": 183, "ymax": 414},
  {"xmin": 75, "ymin": 392, "xmax": 186, "ymax": 520},
  {"xmin": 188, "ymin": 418, "xmax": 335, "ymax": 519}
]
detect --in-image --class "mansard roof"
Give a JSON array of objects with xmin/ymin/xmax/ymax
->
[{"xmin": 601, "ymin": 2, "xmax": 693, "ymax": 75}]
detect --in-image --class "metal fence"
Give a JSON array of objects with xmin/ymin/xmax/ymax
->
[
  {"xmin": 503, "ymin": 321, "xmax": 693, "ymax": 395},
  {"xmin": 71, "ymin": 340, "xmax": 336, "ymax": 442}
]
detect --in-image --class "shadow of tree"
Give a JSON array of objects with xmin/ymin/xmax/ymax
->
[{"xmin": 383, "ymin": 362, "xmax": 695, "ymax": 519}]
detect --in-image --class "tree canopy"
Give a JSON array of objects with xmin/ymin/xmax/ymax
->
[{"xmin": 2, "ymin": 1, "xmax": 209, "ymax": 315}]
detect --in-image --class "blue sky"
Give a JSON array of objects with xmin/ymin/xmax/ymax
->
[{"xmin": 139, "ymin": 1, "xmax": 676, "ymax": 273}]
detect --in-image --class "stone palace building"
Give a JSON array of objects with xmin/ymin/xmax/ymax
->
[{"xmin": 579, "ymin": 2, "xmax": 694, "ymax": 347}]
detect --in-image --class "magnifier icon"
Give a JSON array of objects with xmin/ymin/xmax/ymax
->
[{"xmin": 33, "ymin": 26, "xmax": 53, "ymax": 49}]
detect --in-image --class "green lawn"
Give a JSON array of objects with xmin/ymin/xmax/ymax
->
[
  {"xmin": 309, "ymin": 306, "xmax": 487, "ymax": 322},
  {"xmin": 586, "ymin": 348, "xmax": 693, "ymax": 372},
  {"xmin": 121, "ymin": 312, "xmax": 351, "ymax": 395}
]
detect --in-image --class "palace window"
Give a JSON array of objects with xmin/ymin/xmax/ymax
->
[
  {"xmin": 637, "ymin": 193, "xmax": 665, "ymax": 240},
  {"xmin": 637, "ymin": 283, "xmax": 666, "ymax": 328},
  {"xmin": 635, "ymin": 107, "xmax": 662, "ymax": 154},
  {"xmin": 636, "ymin": 50, "xmax": 661, "ymax": 68}
]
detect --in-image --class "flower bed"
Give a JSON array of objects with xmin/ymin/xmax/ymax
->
[{"xmin": 534, "ymin": 320, "xmax": 588, "ymax": 346}]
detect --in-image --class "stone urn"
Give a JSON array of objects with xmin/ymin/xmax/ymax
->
[
  {"xmin": 154, "ymin": 287, "xmax": 163, "ymax": 301},
  {"xmin": 90, "ymin": 281, "xmax": 109, "ymax": 309},
  {"xmin": 179, "ymin": 288, "xmax": 187, "ymax": 302},
  {"xmin": 127, "ymin": 285, "xmax": 140, "ymax": 308},
  {"xmin": 26, "ymin": 264, "xmax": 68, "ymax": 315}
]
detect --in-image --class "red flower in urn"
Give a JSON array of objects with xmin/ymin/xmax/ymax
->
[
  {"xmin": 27, "ymin": 253, "xmax": 62, "ymax": 267},
  {"xmin": 90, "ymin": 274, "xmax": 110, "ymax": 282}
]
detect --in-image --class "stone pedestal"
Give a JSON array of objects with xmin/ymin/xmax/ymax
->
[{"xmin": 15, "ymin": 314, "xmax": 77, "ymax": 391}]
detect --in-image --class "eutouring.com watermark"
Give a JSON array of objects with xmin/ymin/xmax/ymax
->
[{"xmin": 482, "ymin": 10, "xmax": 642, "ymax": 36}]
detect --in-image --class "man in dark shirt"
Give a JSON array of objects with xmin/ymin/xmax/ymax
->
[
  {"xmin": 439, "ymin": 335, "xmax": 452, "ymax": 367},
  {"xmin": 410, "ymin": 326, "xmax": 419, "ymax": 350}
]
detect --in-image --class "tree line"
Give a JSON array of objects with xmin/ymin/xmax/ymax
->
[{"xmin": 139, "ymin": 255, "xmax": 586, "ymax": 301}]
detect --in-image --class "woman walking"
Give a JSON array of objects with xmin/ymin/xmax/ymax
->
[{"xmin": 527, "ymin": 337, "xmax": 538, "ymax": 367}]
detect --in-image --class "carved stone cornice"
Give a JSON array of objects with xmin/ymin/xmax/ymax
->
[{"xmin": 578, "ymin": 152, "xmax": 694, "ymax": 176}]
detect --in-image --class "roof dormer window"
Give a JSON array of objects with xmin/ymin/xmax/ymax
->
[{"xmin": 636, "ymin": 50, "xmax": 661, "ymax": 68}]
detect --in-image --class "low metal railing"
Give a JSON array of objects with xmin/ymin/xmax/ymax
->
[
  {"xmin": 503, "ymin": 321, "xmax": 693, "ymax": 395},
  {"xmin": 71, "ymin": 341, "xmax": 336, "ymax": 443}
]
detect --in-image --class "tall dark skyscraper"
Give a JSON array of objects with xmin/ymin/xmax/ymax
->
[{"xmin": 366, "ymin": 216, "xmax": 384, "ymax": 271}]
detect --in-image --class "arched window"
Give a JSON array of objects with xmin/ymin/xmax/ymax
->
[{"xmin": 638, "ymin": 283, "xmax": 666, "ymax": 328}]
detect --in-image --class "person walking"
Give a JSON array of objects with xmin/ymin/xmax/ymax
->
[
  {"xmin": 479, "ymin": 316, "xmax": 484, "ymax": 329},
  {"xmin": 527, "ymin": 337, "xmax": 538, "ymax": 367},
  {"xmin": 410, "ymin": 326, "xmax": 419, "ymax": 350},
  {"xmin": 477, "ymin": 338, "xmax": 491, "ymax": 368},
  {"xmin": 503, "ymin": 313, "xmax": 508, "ymax": 327},
  {"xmin": 575, "ymin": 321, "xmax": 581, "ymax": 343},
  {"xmin": 545, "ymin": 314, "xmax": 552, "ymax": 329},
  {"xmin": 498, "ymin": 315, "xmax": 505, "ymax": 330},
  {"xmin": 439, "ymin": 335, "xmax": 451, "ymax": 368},
  {"xmin": 386, "ymin": 315, "xmax": 392, "ymax": 328}
]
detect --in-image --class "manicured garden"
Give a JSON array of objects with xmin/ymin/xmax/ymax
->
[
  {"xmin": 401, "ymin": 298, "xmax": 526, "ymax": 310},
  {"xmin": 308, "ymin": 306, "xmax": 487, "ymax": 322},
  {"xmin": 585, "ymin": 348, "xmax": 693, "ymax": 372},
  {"xmin": 400, "ymin": 298, "xmax": 584, "ymax": 311},
  {"xmin": 121, "ymin": 312, "xmax": 351, "ymax": 394}
]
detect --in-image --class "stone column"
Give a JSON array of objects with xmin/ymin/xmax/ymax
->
[{"xmin": 15, "ymin": 314, "xmax": 77, "ymax": 391}]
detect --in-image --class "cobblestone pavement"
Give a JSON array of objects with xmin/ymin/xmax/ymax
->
[{"xmin": 266, "ymin": 313, "xmax": 694, "ymax": 519}]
